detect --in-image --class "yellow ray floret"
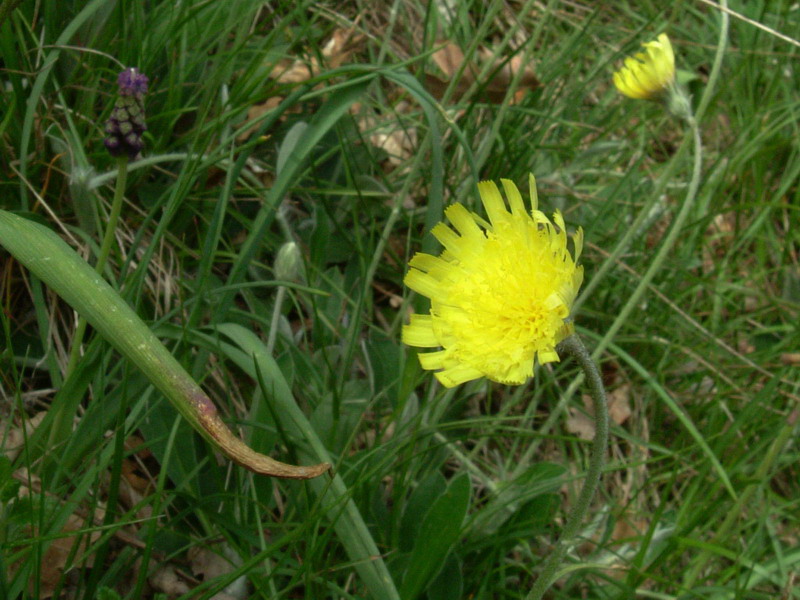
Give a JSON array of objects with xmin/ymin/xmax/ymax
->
[
  {"xmin": 613, "ymin": 33, "xmax": 675, "ymax": 100},
  {"xmin": 402, "ymin": 175, "xmax": 584, "ymax": 388}
]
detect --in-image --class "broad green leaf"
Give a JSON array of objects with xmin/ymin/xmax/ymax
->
[
  {"xmin": 400, "ymin": 473, "xmax": 471, "ymax": 600},
  {"xmin": 427, "ymin": 554, "xmax": 464, "ymax": 600},
  {"xmin": 399, "ymin": 471, "xmax": 447, "ymax": 553}
]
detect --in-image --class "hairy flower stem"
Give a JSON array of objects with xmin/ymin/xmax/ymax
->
[
  {"xmin": 593, "ymin": 115, "xmax": 702, "ymax": 364},
  {"xmin": 526, "ymin": 334, "xmax": 608, "ymax": 600},
  {"xmin": 65, "ymin": 157, "xmax": 129, "ymax": 377},
  {"xmin": 519, "ymin": 7, "xmax": 729, "ymax": 482},
  {"xmin": 519, "ymin": 114, "xmax": 703, "ymax": 481}
]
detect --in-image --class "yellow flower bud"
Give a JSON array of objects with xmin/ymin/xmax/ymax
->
[{"xmin": 613, "ymin": 33, "xmax": 676, "ymax": 100}]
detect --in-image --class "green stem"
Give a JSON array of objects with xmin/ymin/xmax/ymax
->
[
  {"xmin": 266, "ymin": 285, "xmax": 287, "ymax": 355},
  {"xmin": 518, "ymin": 2, "xmax": 729, "ymax": 481},
  {"xmin": 95, "ymin": 157, "xmax": 128, "ymax": 274},
  {"xmin": 526, "ymin": 334, "xmax": 609, "ymax": 600},
  {"xmin": 88, "ymin": 153, "xmax": 204, "ymax": 189},
  {"xmin": 592, "ymin": 113, "xmax": 702, "ymax": 361},
  {"xmin": 694, "ymin": 0, "xmax": 730, "ymax": 125},
  {"xmin": 65, "ymin": 157, "xmax": 128, "ymax": 376},
  {"xmin": 515, "ymin": 115, "xmax": 703, "ymax": 478},
  {"xmin": 575, "ymin": 6, "xmax": 728, "ymax": 315}
]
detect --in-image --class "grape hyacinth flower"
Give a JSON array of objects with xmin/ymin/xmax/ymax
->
[{"xmin": 104, "ymin": 67, "xmax": 149, "ymax": 159}]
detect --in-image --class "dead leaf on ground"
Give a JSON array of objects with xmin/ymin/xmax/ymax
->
[
  {"xmin": 188, "ymin": 545, "xmax": 245, "ymax": 599},
  {"xmin": 357, "ymin": 100, "xmax": 418, "ymax": 169},
  {"xmin": 781, "ymin": 352, "xmax": 800, "ymax": 365},
  {"xmin": 566, "ymin": 400, "xmax": 595, "ymax": 441},
  {"xmin": 188, "ymin": 546, "xmax": 235, "ymax": 582},
  {"xmin": 611, "ymin": 511, "xmax": 649, "ymax": 544},
  {"xmin": 594, "ymin": 510, "xmax": 651, "ymax": 580},
  {"xmin": 109, "ymin": 436, "xmax": 156, "ymax": 521},
  {"xmin": 567, "ymin": 384, "xmax": 632, "ymax": 440},
  {"xmin": 270, "ymin": 27, "xmax": 365, "ymax": 84},
  {"xmin": 236, "ymin": 97, "xmax": 283, "ymax": 143},
  {"xmin": 237, "ymin": 28, "xmax": 366, "ymax": 142},
  {"xmin": 10, "ymin": 471, "xmax": 103, "ymax": 599},
  {"xmin": 150, "ymin": 564, "xmax": 192, "ymax": 596},
  {"xmin": 702, "ymin": 211, "xmax": 737, "ymax": 275},
  {"xmin": 1, "ymin": 412, "xmax": 47, "ymax": 461},
  {"xmin": 423, "ymin": 41, "xmax": 539, "ymax": 103}
]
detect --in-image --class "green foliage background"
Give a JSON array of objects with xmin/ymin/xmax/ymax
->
[{"xmin": 1, "ymin": 1, "xmax": 798, "ymax": 598}]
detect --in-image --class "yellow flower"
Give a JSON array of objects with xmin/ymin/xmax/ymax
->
[
  {"xmin": 403, "ymin": 175, "xmax": 584, "ymax": 388},
  {"xmin": 613, "ymin": 33, "xmax": 675, "ymax": 100}
]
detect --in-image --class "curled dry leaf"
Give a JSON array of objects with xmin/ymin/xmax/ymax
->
[
  {"xmin": 356, "ymin": 100, "xmax": 418, "ymax": 169},
  {"xmin": 780, "ymin": 352, "xmax": 800, "ymax": 365},
  {"xmin": 188, "ymin": 546, "xmax": 236, "ymax": 582},
  {"xmin": 1, "ymin": 411, "xmax": 47, "ymax": 461},
  {"xmin": 150, "ymin": 564, "xmax": 192, "ymax": 596},
  {"xmin": 702, "ymin": 211, "xmax": 737, "ymax": 275},
  {"xmin": 423, "ymin": 41, "xmax": 539, "ymax": 103},
  {"xmin": 188, "ymin": 545, "xmax": 247, "ymax": 599},
  {"xmin": 113, "ymin": 437, "xmax": 156, "ymax": 521},
  {"xmin": 598, "ymin": 511, "xmax": 651, "ymax": 579},
  {"xmin": 567, "ymin": 384, "xmax": 632, "ymax": 440},
  {"xmin": 236, "ymin": 97, "xmax": 283, "ymax": 143},
  {"xmin": 566, "ymin": 398, "xmax": 596, "ymax": 441},
  {"xmin": 270, "ymin": 27, "xmax": 365, "ymax": 84},
  {"xmin": 237, "ymin": 28, "xmax": 365, "ymax": 142},
  {"xmin": 10, "ymin": 471, "xmax": 102, "ymax": 599}
]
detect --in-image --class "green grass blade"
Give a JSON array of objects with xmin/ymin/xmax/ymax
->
[
  {"xmin": 214, "ymin": 78, "xmax": 371, "ymax": 322},
  {"xmin": 213, "ymin": 322, "xmax": 401, "ymax": 600},
  {"xmin": 0, "ymin": 210, "xmax": 326, "ymax": 478}
]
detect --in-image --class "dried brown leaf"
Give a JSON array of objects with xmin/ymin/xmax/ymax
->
[
  {"xmin": 238, "ymin": 28, "xmax": 365, "ymax": 143},
  {"xmin": 269, "ymin": 27, "xmax": 364, "ymax": 84},
  {"xmin": 188, "ymin": 545, "xmax": 247, "ymax": 599},
  {"xmin": 355, "ymin": 100, "xmax": 418, "ymax": 170},
  {"xmin": 235, "ymin": 96, "xmax": 283, "ymax": 143},
  {"xmin": 567, "ymin": 385, "xmax": 632, "ymax": 440},
  {"xmin": 188, "ymin": 546, "xmax": 235, "ymax": 582},
  {"xmin": 150, "ymin": 564, "xmax": 192, "ymax": 596},
  {"xmin": 566, "ymin": 399, "xmax": 595, "ymax": 441},
  {"xmin": 781, "ymin": 352, "xmax": 800, "ymax": 365},
  {"xmin": 11, "ymin": 474, "xmax": 102, "ymax": 598},
  {"xmin": 432, "ymin": 42, "xmax": 466, "ymax": 78},
  {"xmin": 423, "ymin": 41, "xmax": 539, "ymax": 103},
  {"xmin": 270, "ymin": 58, "xmax": 315, "ymax": 85},
  {"xmin": 608, "ymin": 384, "xmax": 633, "ymax": 426},
  {"xmin": 1, "ymin": 411, "xmax": 47, "ymax": 461},
  {"xmin": 322, "ymin": 27, "xmax": 365, "ymax": 67}
]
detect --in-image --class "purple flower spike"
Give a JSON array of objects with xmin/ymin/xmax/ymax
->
[
  {"xmin": 104, "ymin": 67, "xmax": 149, "ymax": 159},
  {"xmin": 117, "ymin": 67, "xmax": 149, "ymax": 96}
]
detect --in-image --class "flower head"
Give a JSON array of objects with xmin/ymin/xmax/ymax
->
[
  {"xmin": 613, "ymin": 33, "xmax": 675, "ymax": 100},
  {"xmin": 403, "ymin": 175, "xmax": 584, "ymax": 388},
  {"xmin": 117, "ymin": 67, "xmax": 149, "ymax": 96},
  {"xmin": 104, "ymin": 67, "xmax": 148, "ymax": 159}
]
